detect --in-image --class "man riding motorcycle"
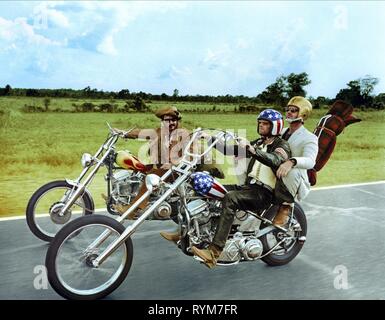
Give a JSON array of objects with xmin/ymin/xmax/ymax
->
[
  {"xmin": 113, "ymin": 106, "xmax": 223, "ymax": 219},
  {"xmin": 189, "ymin": 109, "xmax": 291, "ymax": 268}
]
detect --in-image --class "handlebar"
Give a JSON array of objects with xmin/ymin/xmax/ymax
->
[
  {"xmin": 106, "ymin": 122, "xmax": 135, "ymax": 138},
  {"xmin": 182, "ymin": 128, "xmax": 244, "ymax": 160}
]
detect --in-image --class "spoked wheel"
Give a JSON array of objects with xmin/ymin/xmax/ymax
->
[
  {"xmin": 26, "ymin": 180, "xmax": 94, "ymax": 242},
  {"xmin": 46, "ymin": 215, "xmax": 133, "ymax": 300},
  {"xmin": 260, "ymin": 204, "xmax": 307, "ymax": 266}
]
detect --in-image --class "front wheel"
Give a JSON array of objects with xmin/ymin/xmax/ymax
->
[
  {"xmin": 46, "ymin": 215, "xmax": 133, "ymax": 300},
  {"xmin": 26, "ymin": 180, "xmax": 94, "ymax": 242},
  {"xmin": 260, "ymin": 204, "xmax": 307, "ymax": 266}
]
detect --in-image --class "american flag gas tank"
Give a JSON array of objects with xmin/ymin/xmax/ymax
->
[{"xmin": 190, "ymin": 172, "xmax": 228, "ymax": 199}]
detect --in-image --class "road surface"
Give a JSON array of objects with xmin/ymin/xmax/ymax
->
[{"xmin": 1, "ymin": 181, "xmax": 384, "ymax": 300}]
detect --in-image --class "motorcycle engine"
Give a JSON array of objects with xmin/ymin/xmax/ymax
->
[
  {"xmin": 110, "ymin": 170, "xmax": 145, "ymax": 205},
  {"xmin": 219, "ymin": 233, "xmax": 263, "ymax": 262},
  {"xmin": 186, "ymin": 201, "xmax": 264, "ymax": 262},
  {"xmin": 185, "ymin": 199, "xmax": 221, "ymax": 244}
]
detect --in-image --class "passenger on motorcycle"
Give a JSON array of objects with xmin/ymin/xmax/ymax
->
[
  {"xmin": 274, "ymin": 97, "xmax": 318, "ymax": 226},
  {"xmin": 190, "ymin": 109, "xmax": 291, "ymax": 268}
]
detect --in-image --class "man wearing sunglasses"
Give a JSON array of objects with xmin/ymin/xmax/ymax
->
[
  {"xmin": 273, "ymin": 96, "xmax": 318, "ymax": 227},
  {"xmin": 113, "ymin": 106, "xmax": 223, "ymax": 219}
]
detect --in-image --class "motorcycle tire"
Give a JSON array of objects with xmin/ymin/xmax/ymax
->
[
  {"xmin": 46, "ymin": 214, "xmax": 133, "ymax": 300},
  {"xmin": 260, "ymin": 203, "xmax": 307, "ymax": 266},
  {"xmin": 26, "ymin": 180, "xmax": 94, "ymax": 242}
]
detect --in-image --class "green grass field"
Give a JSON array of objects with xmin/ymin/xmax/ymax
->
[{"xmin": 1, "ymin": 97, "xmax": 384, "ymax": 217}]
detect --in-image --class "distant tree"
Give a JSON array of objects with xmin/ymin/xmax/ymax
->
[
  {"xmin": 257, "ymin": 72, "xmax": 311, "ymax": 107},
  {"xmin": 83, "ymin": 86, "xmax": 91, "ymax": 98},
  {"xmin": 311, "ymin": 96, "xmax": 329, "ymax": 109},
  {"xmin": 361, "ymin": 76, "xmax": 379, "ymax": 102},
  {"xmin": 81, "ymin": 102, "xmax": 95, "ymax": 112},
  {"xmin": 373, "ymin": 93, "xmax": 385, "ymax": 110},
  {"xmin": 132, "ymin": 96, "xmax": 148, "ymax": 112},
  {"xmin": 286, "ymin": 72, "xmax": 311, "ymax": 97},
  {"xmin": 257, "ymin": 75, "xmax": 288, "ymax": 106},
  {"xmin": 173, "ymin": 89, "xmax": 179, "ymax": 100},
  {"xmin": 336, "ymin": 76, "xmax": 379, "ymax": 107},
  {"xmin": 137, "ymin": 91, "xmax": 148, "ymax": 100},
  {"xmin": 98, "ymin": 103, "xmax": 116, "ymax": 113},
  {"xmin": 117, "ymin": 89, "xmax": 130, "ymax": 99},
  {"xmin": 43, "ymin": 97, "xmax": 51, "ymax": 112},
  {"xmin": 26, "ymin": 89, "xmax": 39, "ymax": 97},
  {"xmin": 4, "ymin": 84, "xmax": 12, "ymax": 96}
]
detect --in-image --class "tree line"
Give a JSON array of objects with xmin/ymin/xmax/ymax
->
[{"xmin": 1, "ymin": 73, "xmax": 384, "ymax": 109}]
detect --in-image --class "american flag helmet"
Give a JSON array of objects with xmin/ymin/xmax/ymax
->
[
  {"xmin": 190, "ymin": 172, "xmax": 228, "ymax": 199},
  {"xmin": 257, "ymin": 109, "xmax": 284, "ymax": 136}
]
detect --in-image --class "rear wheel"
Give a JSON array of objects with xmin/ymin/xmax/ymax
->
[
  {"xmin": 260, "ymin": 204, "xmax": 307, "ymax": 266},
  {"xmin": 46, "ymin": 214, "xmax": 133, "ymax": 300},
  {"xmin": 26, "ymin": 180, "xmax": 94, "ymax": 242}
]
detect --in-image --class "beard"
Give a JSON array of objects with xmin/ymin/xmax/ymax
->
[{"xmin": 169, "ymin": 123, "xmax": 178, "ymax": 131}]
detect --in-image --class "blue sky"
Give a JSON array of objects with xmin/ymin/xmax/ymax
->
[{"xmin": 0, "ymin": 1, "xmax": 384, "ymax": 98}]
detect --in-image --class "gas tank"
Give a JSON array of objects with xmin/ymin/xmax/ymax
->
[
  {"xmin": 190, "ymin": 172, "xmax": 228, "ymax": 199},
  {"xmin": 115, "ymin": 150, "xmax": 147, "ymax": 172}
]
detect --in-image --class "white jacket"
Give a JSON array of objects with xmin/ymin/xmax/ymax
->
[
  {"xmin": 282, "ymin": 126, "xmax": 318, "ymax": 169},
  {"xmin": 281, "ymin": 125, "xmax": 318, "ymax": 200}
]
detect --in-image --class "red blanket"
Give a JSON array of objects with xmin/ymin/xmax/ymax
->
[{"xmin": 307, "ymin": 100, "xmax": 361, "ymax": 186}]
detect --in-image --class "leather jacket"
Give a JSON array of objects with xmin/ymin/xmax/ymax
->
[{"xmin": 212, "ymin": 136, "xmax": 291, "ymax": 184}]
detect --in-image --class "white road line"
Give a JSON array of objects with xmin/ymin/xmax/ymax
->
[
  {"xmin": 296, "ymin": 253, "xmax": 335, "ymax": 275},
  {"xmin": 311, "ymin": 180, "xmax": 385, "ymax": 191},
  {"xmin": 0, "ymin": 208, "xmax": 106, "ymax": 222},
  {"xmin": 1, "ymin": 181, "xmax": 384, "ymax": 222},
  {"xmin": 296, "ymin": 254, "xmax": 356, "ymax": 290},
  {"xmin": 0, "ymin": 243, "xmax": 46, "ymax": 256},
  {"xmin": 352, "ymin": 187, "xmax": 385, "ymax": 200}
]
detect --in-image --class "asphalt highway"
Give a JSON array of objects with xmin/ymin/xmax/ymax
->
[{"xmin": 1, "ymin": 182, "xmax": 384, "ymax": 300}]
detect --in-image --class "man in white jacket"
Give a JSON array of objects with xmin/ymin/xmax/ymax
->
[{"xmin": 273, "ymin": 96, "xmax": 318, "ymax": 226}]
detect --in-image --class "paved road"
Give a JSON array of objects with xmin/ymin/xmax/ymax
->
[{"xmin": 1, "ymin": 182, "xmax": 385, "ymax": 300}]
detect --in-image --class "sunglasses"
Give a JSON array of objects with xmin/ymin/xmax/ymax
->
[
  {"xmin": 162, "ymin": 118, "xmax": 178, "ymax": 123},
  {"xmin": 284, "ymin": 107, "xmax": 299, "ymax": 113}
]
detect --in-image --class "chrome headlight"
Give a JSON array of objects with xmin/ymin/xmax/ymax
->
[
  {"xmin": 81, "ymin": 153, "xmax": 93, "ymax": 168},
  {"xmin": 145, "ymin": 174, "xmax": 161, "ymax": 192}
]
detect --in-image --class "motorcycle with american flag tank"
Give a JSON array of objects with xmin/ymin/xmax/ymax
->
[{"xmin": 45, "ymin": 128, "xmax": 307, "ymax": 300}]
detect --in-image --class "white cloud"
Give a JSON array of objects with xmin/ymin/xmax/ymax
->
[
  {"xmin": 32, "ymin": 2, "xmax": 70, "ymax": 29},
  {"xmin": 0, "ymin": 16, "xmax": 60, "ymax": 48},
  {"xmin": 97, "ymin": 34, "xmax": 117, "ymax": 56},
  {"xmin": 1, "ymin": 1, "xmax": 384, "ymax": 97},
  {"xmin": 37, "ymin": 1, "xmax": 187, "ymax": 56},
  {"xmin": 46, "ymin": 8, "xmax": 70, "ymax": 28},
  {"xmin": 273, "ymin": 17, "xmax": 307, "ymax": 63},
  {"xmin": 170, "ymin": 66, "xmax": 192, "ymax": 78},
  {"xmin": 202, "ymin": 45, "xmax": 232, "ymax": 70}
]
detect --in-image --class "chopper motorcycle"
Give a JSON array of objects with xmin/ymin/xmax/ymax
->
[
  {"xmin": 26, "ymin": 124, "xmax": 162, "ymax": 242},
  {"xmin": 45, "ymin": 128, "xmax": 307, "ymax": 300}
]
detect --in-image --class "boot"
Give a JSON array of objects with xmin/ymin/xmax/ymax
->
[
  {"xmin": 112, "ymin": 203, "xmax": 138, "ymax": 220},
  {"xmin": 273, "ymin": 203, "xmax": 292, "ymax": 227},
  {"xmin": 159, "ymin": 230, "xmax": 181, "ymax": 243},
  {"xmin": 191, "ymin": 244, "xmax": 222, "ymax": 269},
  {"xmin": 101, "ymin": 193, "xmax": 108, "ymax": 203}
]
